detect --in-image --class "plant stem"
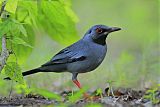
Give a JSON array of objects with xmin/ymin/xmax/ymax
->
[
  {"xmin": 0, "ymin": 0, "xmax": 9, "ymax": 72},
  {"xmin": 0, "ymin": 0, "xmax": 7, "ymax": 16},
  {"xmin": 0, "ymin": 36, "xmax": 9, "ymax": 72}
]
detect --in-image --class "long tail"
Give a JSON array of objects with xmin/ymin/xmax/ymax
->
[
  {"xmin": 22, "ymin": 68, "xmax": 41, "ymax": 76},
  {"xmin": 4, "ymin": 68, "xmax": 42, "ymax": 80}
]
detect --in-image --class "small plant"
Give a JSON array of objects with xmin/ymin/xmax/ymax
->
[
  {"xmin": 143, "ymin": 84, "xmax": 160, "ymax": 104},
  {"xmin": 68, "ymin": 87, "xmax": 88, "ymax": 103},
  {"xmin": 96, "ymin": 88, "xmax": 103, "ymax": 98},
  {"xmin": 15, "ymin": 82, "xmax": 31, "ymax": 95},
  {"xmin": 106, "ymin": 80, "xmax": 115, "ymax": 96},
  {"xmin": 31, "ymin": 88, "xmax": 62, "ymax": 101}
]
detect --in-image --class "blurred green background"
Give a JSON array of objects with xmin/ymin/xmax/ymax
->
[{"xmin": 1, "ymin": 0, "xmax": 159, "ymax": 95}]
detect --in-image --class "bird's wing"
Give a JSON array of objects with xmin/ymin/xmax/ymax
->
[{"xmin": 42, "ymin": 48, "xmax": 86, "ymax": 67}]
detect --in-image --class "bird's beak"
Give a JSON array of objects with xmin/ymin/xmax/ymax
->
[
  {"xmin": 109, "ymin": 27, "xmax": 121, "ymax": 33},
  {"xmin": 103, "ymin": 27, "xmax": 121, "ymax": 35},
  {"xmin": 109, "ymin": 27, "xmax": 121, "ymax": 32}
]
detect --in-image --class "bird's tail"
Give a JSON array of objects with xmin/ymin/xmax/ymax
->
[
  {"xmin": 4, "ymin": 68, "xmax": 41, "ymax": 80},
  {"xmin": 22, "ymin": 68, "xmax": 41, "ymax": 76}
]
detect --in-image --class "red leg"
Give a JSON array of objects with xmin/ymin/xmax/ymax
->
[
  {"xmin": 72, "ymin": 80, "xmax": 90, "ymax": 98},
  {"xmin": 72, "ymin": 80, "xmax": 81, "ymax": 89},
  {"xmin": 72, "ymin": 80, "xmax": 100, "ymax": 100}
]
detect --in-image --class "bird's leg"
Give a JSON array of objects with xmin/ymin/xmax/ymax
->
[
  {"xmin": 72, "ymin": 79, "xmax": 90, "ymax": 98},
  {"xmin": 72, "ymin": 73, "xmax": 90, "ymax": 98},
  {"xmin": 72, "ymin": 73, "xmax": 83, "ymax": 89},
  {"xmin": 72, "ymin": 79, "xmax": 81, "ymax": 89},
  {"xmin": 72, "ymin": 73, "xmax": 101, "ymax": 100}
]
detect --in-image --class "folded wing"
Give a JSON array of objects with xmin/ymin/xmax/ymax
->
[{"xmin": 42, "ymin": 48, "xmax": 86, "ymax": 67}]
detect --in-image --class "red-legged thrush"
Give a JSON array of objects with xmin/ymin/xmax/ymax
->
[{"xmin": 5, "ymin": 25, "xmax": 121, "ymax": 89}]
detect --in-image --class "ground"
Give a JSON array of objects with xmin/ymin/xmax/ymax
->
[{"xmin": 0, "ymin": 88, "xmax": 160, "ymax": 107}]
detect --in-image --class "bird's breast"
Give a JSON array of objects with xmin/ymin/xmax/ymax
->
[{"xmin": 87, "ymin": 43, "xmax": 107, "ymax": 71}]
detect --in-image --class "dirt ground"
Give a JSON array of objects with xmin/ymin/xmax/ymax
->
[{"xmin": 0, "ymin": 88, "xmax": 160, "ymax": 107}]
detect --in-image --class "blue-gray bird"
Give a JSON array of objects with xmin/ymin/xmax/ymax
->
[{"xmin": 5, "ymin": 25, "xmax": 121, "ymax": 89}]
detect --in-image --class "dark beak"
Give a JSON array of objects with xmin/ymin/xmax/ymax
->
[{"xmin": 109, "ymin": 27, "xmax": 121, "ymax": 33}]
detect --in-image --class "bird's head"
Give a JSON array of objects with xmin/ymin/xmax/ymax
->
[{"xmin": 83, "ymin": 25, "xmax": 121, "ymax": 45}]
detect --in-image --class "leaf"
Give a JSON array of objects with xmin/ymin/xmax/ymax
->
[
  {"xmin": 16, "ymin": 0, "xmax": 79, "ymax": 45},
  {"xmin": 11, "ymin": 37, "xmax": 32, "ymax": 48},
  {"xmin": 69, "ymin": 87, "xmax": 87, "ymax": 102},
  {"xmin": 4, "ymin": 62, "xmax": 24, "ymax": 84},
  {"xmin": 16, "ymin": 5, "xmax": 31, "ymax": 24},
  {"xmin": 10, "ymin": 19, "xmax": 28, "ymax": 37},
  {"xmin": 37, "ymin": 1, "xmax": 79, "ymax": 45},
  {"xmin": 18, "ymin": 1, "xmax": 38, "ymax": 26},
  {"xmin": 96, "ymin": 88, "xmax": 103, "ymax": 96},
  {"xmin": 63, "ymin": 0, "xmax": 79, "ymax": 23},
  {"xmin": 31, "ymin": 88, "xmax": 62, "ymax": 101},
  {"xmin": 0, "ymin": 19, "xmax": 11, "ymax": 37},
  {"xmin": 15, "ymin": 82, "xmax": 31, "ymax": 94},
  {"xmin": 7, "ymin": 24, "xmax": 35, "ymax": 65},
  {"xmin": 18, "ymin": 24, "xmax": 28, "ymax": 37},
  {"xmin": 0, "ymin": 19, "xmax": 21, "ymax": 38},
  {"xmin": 5, "ymin": 0, "xmax": 18, "ymax": 14}
]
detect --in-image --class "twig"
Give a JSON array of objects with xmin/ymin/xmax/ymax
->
[
  {"xmin": 0, "ymin": 0, "xmax": 9, "ymax": 72},
  {"xmin": 0, "ymin": 36, "xmax": 9, "ymax": 72},
  {"xmin": 0, "ymin": 0, "xmax": 7, "ymax": 16}
]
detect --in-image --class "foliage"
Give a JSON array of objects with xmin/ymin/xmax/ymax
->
[
  {"xmin": 0, "ymin": 0, "xmax": 78, "ymax": 82},
  {"xmin": 96, "ymin": 88, "xmax": 103, "ymax": 98},
  {"xmin": 0, "ymin": 0, "xmax": 79, "ymax": 99},
  {"xmin": 5, "ymin": 0, "xmax": 18, "ymax": 14},
  {"xmin": 106, "ymin": 80, "xmax": 114, "ymax": 96},
  {"xmin": 68, "ymin": 87, "xmax": 87, "ymax": 103},
  {"xmin": 15, "ymin": 82, "xmax": 31, "ymax": 95},
  {"xmin": 31, "ymin": 88, "xmax": 62, "ymax": 101},
  {"xmin": 37, "ymin": 0, "xmax": 79, "ymax": 44},
  {"xmin": 143, "ymin": 84, "xmax": 160, "ymax": 104},
  {"xmin": 4, "ymin": 62, "xmax": 24, "ymax": 84},
  {"xmin": 15, "ymin": 0, "xmax": 79, "ymax": 44}
]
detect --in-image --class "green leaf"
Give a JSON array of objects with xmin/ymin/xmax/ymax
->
[
  {"xmin": 63, "ymin": 0, "xmax": 79, "ymax": 23},
  {"xmin": 15, "ymin": 82, "xmax": 31, "ymax": 94},
  {"xmin": 96, "ymin": 88, "xmax": 103, "ymax": 96},
  {"xmin": 11, "ymin": 37, "xmax": 32, "ymax": 48},
  {"xmin": 31, "ymin": 88, "xmax": 62, "ymax": 101},
  {"xmin": 16, "ymin": 5, "xmax": 31, "ymax": 24},
  {"xmin": 16, "ymin": 0, "xmax": 79, "ymax": 45},
  {"xmin": 7, "ymin": 24, "xmax": 35, "ymax": 65},
  {"xmin": 38, "ymin": 1, "xmax": 79, "ymax": 45},
  {"xmin": 4, "ymin": 62, "xmax": 24, "ymax": 84},
  {"xmin": 5, "ymin": 0, "xmax": 18, "ymax": 14},
  {"xmin": 69, "ymin": 87, "xmax": 87, "ymax": 102},
  {"xmin": 0, "ymin": 19, "xmax": 11, "ymax": 37},
  {"xmin": 18, "ymin": 1, "xmax": 38, "ymax": 26},
  {"xmin": 0, "ymin": 19, "xmax": 21, "ymax": 38},
  {"xmin": 18, "ymin": 24, "xmax": 28, "ymax": 37}
]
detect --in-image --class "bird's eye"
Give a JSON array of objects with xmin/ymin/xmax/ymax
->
[{"xmin": 96, "ymin": 28, "xmax": 103, "ymax": 34}]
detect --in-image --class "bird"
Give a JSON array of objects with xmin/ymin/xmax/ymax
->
[{"xmin": 5, "ymin": 25, "xmax": 121, "ymax": 90}]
